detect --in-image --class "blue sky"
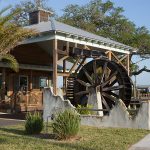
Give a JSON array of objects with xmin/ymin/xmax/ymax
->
[{"xmin": 0, "ymin": 0, "xmax": 150, "ymax": 85}]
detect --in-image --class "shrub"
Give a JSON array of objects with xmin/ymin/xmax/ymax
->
[
  {"xmin": 25, "ymin": 112, "xmax": 43, "ymax": 134},
  {"xmin": 76, "ymin": 104, "xmax": 93, "ymax": 115},
  {"xmin": 52, "ymin": 109, "xmax": 80, "ymax": 140}
]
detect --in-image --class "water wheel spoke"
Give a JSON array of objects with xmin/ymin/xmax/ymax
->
[
  {"xmin": 101, "ymin": 95, "xmax": 110, "ymax": 111},
  {"xmin": 108, "ymin": 77, "xmax": 117, "ymax": 87},
  {"xmin": 83, "ymin": 68, "xmax": 93, "ymax": 84},
  {"xmin": 103, "ymin": 85, "xmax": 124, "ymax": 92},
  {"xmin": 109, "ymin": 91, "xmax": 119, "ymax": 99},
  {"xmin": 93, "ymin": 60, "xmax": 97, "ymax": 84},
  {"xmin": 75, "ymin": 91, "xmax": 89, "ymax": 96},
  {"xmin": 101, "ymin": 71, "xmax": 118, "ymax": 87},
  {"xmin": 102, "ymin": 92, "xmax": 117, "ymax": 102},
  {"xmin": 76, "ymin": 79, "xmax": 90, "ymax": 87},
  {"xmin": 100, "ymin": 62, "xmax": 108, "ymax": 83}
]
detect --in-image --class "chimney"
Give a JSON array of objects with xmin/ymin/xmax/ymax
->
[
  {"xmin": 29, "ymin": 0, "xmax": 53, "ymax": 25},
  {"xmin": 29, "ymin": 9, "xmax": 52, "ymax": 25}
]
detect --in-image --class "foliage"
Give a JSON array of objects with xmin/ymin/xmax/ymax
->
[
  {"xmin": 0, "ymin": 5, "xmax": 35, "ymax": 71},
  {"xmin": 77, "ymin": 104, "xmax": 93, "ymax": 115},
  {"xmin": 11, "ymin": 0, "xmax": 55, "ymax": 27},
  {"xmin": 59, "ymin": 0, "xmax": 150, "ymax": 55},
  {"xmin": 52, "ymin": 109, "xmax": 80, "ymax": 140},
  {"xmin": 25, "ymin": 112, "xmax": 43, "ymax": 134},
  {"xmin": 130, "ymin": 63, "xmax": 139, "ymax": 73}
]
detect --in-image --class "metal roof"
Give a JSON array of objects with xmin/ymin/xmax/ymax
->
[{"xmin": 26, "ymin": 19, "xmax": 134, "ymax": 51}]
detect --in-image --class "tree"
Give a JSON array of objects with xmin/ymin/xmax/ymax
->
[
  {"xmin": 59, "ymin": 0, "xmax": 150, "ymax": 75},
  {"xmin": 11, "ymin": 0, "xmax": 55, "ymax": 27},
  {"xmin": 59, "ymin": 0, "xmax": 136, "ymax": 45},
  {"xmin": 0, "ymin": 5, "xmax": 35, "ymax": 72}
]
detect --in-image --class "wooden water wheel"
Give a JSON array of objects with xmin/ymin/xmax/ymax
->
[{"xmin": 67, "ymin": 58, "xmax": 132, "ymax": 111}]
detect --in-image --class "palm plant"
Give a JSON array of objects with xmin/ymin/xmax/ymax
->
[{"xmin": 0, "ymin": 5, "xmax": 35, "ymax": 72}]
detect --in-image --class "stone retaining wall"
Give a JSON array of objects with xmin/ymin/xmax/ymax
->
[{"xmin": 43, "ymin": 88, "xmax": 150, "ymax": 130}]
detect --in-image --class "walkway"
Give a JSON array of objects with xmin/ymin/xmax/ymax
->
[
  {"xmin": 129, "ymin": 134, "xmax": 150, "ymax": 150},
  {"xmin": 0, "ymin": 118, "xmax": 24, "ymax": 126},
  {"xmin": 0, "ymin": 112, "xmax": 25, "ymax": 127}
]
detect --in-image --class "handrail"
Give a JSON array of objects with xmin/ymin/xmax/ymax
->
[{"xmin": 76, "ymin": 108, "xmax": 109, "ymax": 112}]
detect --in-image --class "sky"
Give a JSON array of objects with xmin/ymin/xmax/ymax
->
[{"xmin": 0, "ymin": 0, "xmax": 150, "ymax": 85}]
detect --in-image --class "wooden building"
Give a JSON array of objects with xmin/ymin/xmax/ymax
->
[{"xmin": 0, "ymin": 6, "xmax": 136, "ymax": 112}]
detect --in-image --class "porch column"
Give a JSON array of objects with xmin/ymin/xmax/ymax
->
[
  {"xmin": 63, "ymin": 41, "xmax": 69, "ymax": 93},
  {"xmin": 29, "ymin": 70, "xmax": 33, "ymax": 90},
  {"xmin": 53, "ymin": 39, "xmax": 58, "ymax": 95},
  {"xmin": 2, "ymin": 68, "xmax": 6, "ymax": 99},
  {"xmin": 127, "ymin": 54, "xmax": 130, "ymax": 75}
]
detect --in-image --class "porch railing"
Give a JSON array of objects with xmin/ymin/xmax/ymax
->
[{"xmin": 136, "ymin": 93, "xmax": 150, "ymax": 100}]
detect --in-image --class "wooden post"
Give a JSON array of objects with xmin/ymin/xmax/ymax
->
[
  {"xmin": 69, "ymin": 58, "xmax": 80, "ymax": 75},
  {"xmin": 66, "ymin": 41, "xmax": 69, "ymax": 53},
  {"xmin": 29, "ymin": 70, "xmax": 33, "ymax": 90},
  {"xmin": 63, "ymin": 59, "xmax": 66, "ymax": 93},
  {"xmin": 127, "ymin": 54, "xmax": 130, "ymax": 75},
  {"xmin": 8, "ymin": 74, "xmax": 13, "ymax": 96},
  {"xmin": 75, "ymin": 43, "xmax": 77, "ymax": 48},
  {"xmin": 108, "ymin": 51, "xmax": 112, "ymax": 60},
  {"xmin": 2, "ymin": 68, "xmax": 6, "ymax": 99},
  {"xmin": 53, "ymin": 39, "xmax": 58, "ymax": 95},
  {"xmin": 63, "ymin": 41, "xmax": 70, "ymax": 94}
]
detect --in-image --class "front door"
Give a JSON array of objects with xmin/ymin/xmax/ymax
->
[{"xmin": 19, "ymin": 75, "xmax": 28, "ymax": 91}]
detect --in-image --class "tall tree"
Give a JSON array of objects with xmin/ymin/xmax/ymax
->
[
  {"xmin": 0, "ymin": 5, "xmax": 35, "ymax": 72},
  {"xmin": 59, "ymin": 0, "xmax": 150, "ymax": 75}
]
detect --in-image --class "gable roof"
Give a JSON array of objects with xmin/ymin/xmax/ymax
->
[{"xmin": 26, "ymin": 19, "xmax": 134, "ymax": 52}]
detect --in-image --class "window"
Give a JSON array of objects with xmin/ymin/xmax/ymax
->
[{"xmin": 39, "ymin": 77, "xmax": 48, "ymax": 88}]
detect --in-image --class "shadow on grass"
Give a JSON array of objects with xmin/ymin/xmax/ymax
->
[
  {"xmin": 0, "ymin": 127, "xmax": 57, "ymax": 140},
  {"xmin": 0, "ymin": 127, "xmax": 25, "ymax": 135},
  {"xmin": 0, "ymin": 127, "xmax": 95, "ymax": 150}
]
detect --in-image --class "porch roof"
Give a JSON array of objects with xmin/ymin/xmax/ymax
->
[{"xmin": 24, "ymin": 19, "xmax": 136, "ymax": 54}]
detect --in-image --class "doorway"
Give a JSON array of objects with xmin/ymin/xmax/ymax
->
[{"xmin": 19, "ymin": 75, "xmax": 28, "ymax": 91}]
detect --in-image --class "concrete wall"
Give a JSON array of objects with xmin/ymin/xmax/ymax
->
[
  {"xmin": 43, "ymin": 88, "xmax": 75, "ymax": 121},
  {"xmin": 81, "ymin": 100, "xmax": 150, "ymax": 130},
  {"xmin": 43, "ymin": 88, "xmax": 150, "ymax": 130}
]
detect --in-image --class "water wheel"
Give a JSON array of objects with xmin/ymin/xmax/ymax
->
[{"xmin": 72, "ymin": 58, "xmax": 132, "ymax": 110}]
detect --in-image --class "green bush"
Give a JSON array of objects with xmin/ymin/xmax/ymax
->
[
  {"xmin": 52, "ymin": 109, "xmax": 80, "ymax": 140},
  {"xmin": 25, "ymin": 112, "xmax": 43, "ymax": 134},
  {"xmin": 76, "ymin": 104, "xmax": 93, "ymax": 115}
]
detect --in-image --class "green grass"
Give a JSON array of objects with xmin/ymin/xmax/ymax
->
[{"xmin": 0, "ymin": 124, "xmax": 149, "ymax": 150}]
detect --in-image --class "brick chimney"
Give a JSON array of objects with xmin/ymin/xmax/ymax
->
[
  {"xmin": 29, "ymin": 9, "xmax": 52, "ymax": 25},
  {"xmin": 29, "ymin": 0, "xmax": 53, "ymax": 25}
]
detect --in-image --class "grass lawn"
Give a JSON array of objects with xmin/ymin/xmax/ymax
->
[{"xmin": 0, "ymin": 124, "xmax": 149, "ymax": 150}]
